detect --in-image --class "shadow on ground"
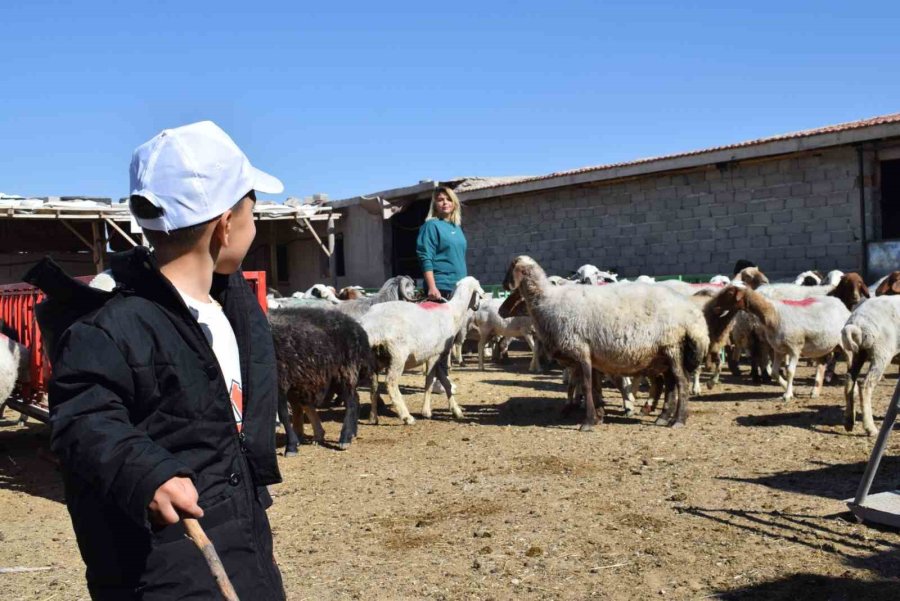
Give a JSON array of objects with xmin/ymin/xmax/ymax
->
[
  {"xmin": 718, "ymin": 456, "xmax": 900, "ymax": 500},
  {"xmin": 680, "ymin": 505, "xmax": 900, "ymax": 598},
  {"xmin": 715, "ymin": 572, "xmax": 899, "ymax": 600},
  {"xmin": 0, "ymin": 419, "xmax": 64, "ymax": 503}
]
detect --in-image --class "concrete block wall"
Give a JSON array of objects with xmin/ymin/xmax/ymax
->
[{"xmin": 463, "ymin": 146, "xmax": 867, "ymax": 285}]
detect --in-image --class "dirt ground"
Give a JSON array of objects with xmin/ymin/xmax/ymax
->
[{"xmin": 1, "ymin": 352, "xmax": 899, "ymax": 601}]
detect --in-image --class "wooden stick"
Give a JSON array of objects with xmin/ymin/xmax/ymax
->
[
  {"xmin": 0, "ymin": 566, "xmax": 52, "ymax": 574},
  {"xmin": 182, "ymin": 518, "xmax": 240, "ymax": 601}
]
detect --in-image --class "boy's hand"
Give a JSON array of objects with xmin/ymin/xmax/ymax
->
[{"xmin": 148, "ymin": 476, "xmax": 204, "ymax": 526}]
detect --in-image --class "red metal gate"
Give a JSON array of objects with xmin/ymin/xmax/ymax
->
[{"xmin": 0, "ymin": 270, "xmax": 267, "ymax": 423}]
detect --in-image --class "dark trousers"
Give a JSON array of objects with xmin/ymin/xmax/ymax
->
[{"xmin": 438, "ymin": 289, "xmax": 454, "ymax": 300}]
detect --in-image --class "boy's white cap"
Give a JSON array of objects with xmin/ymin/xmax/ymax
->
[{"xmin": 129, "ymin": 120, "xmax": 284, "ymax": 232}]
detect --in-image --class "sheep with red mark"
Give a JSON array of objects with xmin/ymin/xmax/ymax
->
[
  {"xmin": 359, "ymin": 277, "xmax": 485, "ymax": 425},
  {"xmin": 716, "ymin": 282, "xmax": 851, "ymax": 401}
]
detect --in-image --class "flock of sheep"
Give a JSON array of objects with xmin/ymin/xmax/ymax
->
[
  {"xmin": 1, "ymin": 259, "xmax": 895, "ymax": 454},
  {"xmin": 264, "ymin": 258, "xmax": 900, "ymax": 455}
]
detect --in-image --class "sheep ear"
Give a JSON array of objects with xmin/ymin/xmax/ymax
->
[
  {"xmin": 498, "ymin": 289, "xmax": 523, "ymax": 318},
  {"xmin": 892, "ymin": 280, "xmax": 900, "ymax": 294},
  {"xmin": 468, "ymin": 291, "xmax": 480, "ymax": 311},
  {"xmin": 861, "ymin": 284, "xmax": 871, "ymax": 298}
]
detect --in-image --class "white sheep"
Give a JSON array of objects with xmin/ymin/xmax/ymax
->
[
  {"xmin": 718, "ymin": 283, "xmax": 850, "ymax": 401},
  {"xmin": 359, "ymin": 277, "xmax": 485, "ymax": 425},
  {"xmin": 0, "ymin": 334, "xmax": 30, "ymax": 406},
  {"xmin": 572, "ymin": 264, "xmax": 618, "ymax": 285},
  {"xmin": 709, "ymin": 275, "xmax": 731, "ymax": 285},
  {"xmin": 841, "ymin": 295, "xmax": 900, "ymax": 436},
  {"xmin": 501, "ymin": 256, "xmax": 709, "ymax": 429},
  {"xmin": 472, "ymin": 297, "xmax": 540, "ymax": 372}
]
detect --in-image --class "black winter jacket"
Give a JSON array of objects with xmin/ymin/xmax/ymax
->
[{"xmin": 39, "ymin": 247, "xmax": 285, "ymax": 600}]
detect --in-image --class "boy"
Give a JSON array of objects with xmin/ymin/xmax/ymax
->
[{"xmin": 48, "ymin": 121, "xmax": 286, "ymax": 600}]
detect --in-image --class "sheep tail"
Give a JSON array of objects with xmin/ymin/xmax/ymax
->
[
  {"xmin": 682, "ymin": 332, "xmax": 706, "ymax": 375},
  {"xmin": 841, "ymin": 324, "xmax": 862, "ymax": 355}
]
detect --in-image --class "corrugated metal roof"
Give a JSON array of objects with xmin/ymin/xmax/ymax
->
[{"xmin": 459, "ymin": 112, "xmax": 900, "ymax": 194}]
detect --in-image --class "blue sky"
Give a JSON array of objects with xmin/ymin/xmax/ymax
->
[{"xmin": 1, "ymin": 1, "xmax": 899, "ymax": 201}]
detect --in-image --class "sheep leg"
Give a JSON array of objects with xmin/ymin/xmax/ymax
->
[
  {"xmin": 823, "ymin": 352, "xmax": 838, "ymax": 385},
  {"xmin": 525, "ymin": 334, "xmax": 541, "ymax": 373},
  {"xmin": 844, "ymin": 351, "xmax": 863, "ymax": 432},
  {"xmin": 811, "ymin": 360, "xmax": 827, "ymax": 399},
  {"xmin": 338, "ymin": 386, "xmax": 360, "ymax": 450},
  {"xmin": 291, "ymin": 401, "xmax": 306, "ymax": 444},
  {"xmin": 690, "ymin": 368, "xmax": 702, "ymax": 396},
  {"xmin": 643, "ymin": 375, "xmax": 664, "ymax": 415},
  {"xmin": 617, "ymin": 376, "xmax": 635, "ymax": 416},
  {"xmin": 707, "ymin": 350, "xmax": 724, "ymax": 390},
  {"xmin": 579, "ymin": 358, "xmax": 601, "ymax": 432},
  {"xmin": 435, "ymin": 350, "xmax": 464, "ymax": 420},
  {"xmin": 477, "ymin": 332, "xmax": 489, "ymax": 371},
  {"xmin": 278, "ymin": 395, "xmax": 300, "ymax": 457},
  {"xmin": 860, "ymin": 358, "xmax": 887, "ymax": 437},
  {"xmin": 422, "ymin": 358, "xmax": 437, "ymax": 419},
  {"xmin": 782, "ymin": 353, "xmax": 799, "ymax": 402},
  {"xmin": 672, "ymin": 360, "xmax": 691, "ymax": 427},
  {"xmin": 655, "ymin": 371, "xmax": 678, "ymax": 426},
  {"xmin": 386, "ymin": 364, "xmax": 415, "ymax": 425},
  {"xmin": 563, "ymin": 367, "xmax": 579, "ymax": 414},
  {"xmin": 771, "ymin": 353, "xmax": 786, "ymax": 389},
  {"xmin": 302, "ymin": 404, "xmax": 326, "ymax": 444},
  {"xmin": 727, "ymin": 344, "xmax": 743, "ymax": 376}
]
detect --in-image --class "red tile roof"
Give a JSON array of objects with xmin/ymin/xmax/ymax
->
[{"xmin": 460, "ymin": 112, "xmax": 900, "ymax": 194}]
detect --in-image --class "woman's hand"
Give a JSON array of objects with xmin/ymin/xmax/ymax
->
[{"xmin": 427, "ymin": 286, "xmax": 442, "ymax": 301}]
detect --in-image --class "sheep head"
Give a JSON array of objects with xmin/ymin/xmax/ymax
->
[
  {"xmin": 828, "ymin": 273, "xmax": 869, "ymax": 309},
  {"xmin": 502, "ymin": 256, "xmax": 540, "ymax": 291},
  {"xmin": 454, "ymin": 276, "xmax": 486, "ymax": 312},
  {"xmin": 733, "ymin": 266, "xmax": 769, "ymax": 289},
  {"xmin": 793, "ymin": 270, "xmax": 824, "ymax": 286},
  {"xmin": 338, "ymin": 286, "xmax": 365, "ymax": 300},
  {"xmin": 825, "ymin": 270, "xmax": 844, "ymax": 286},
  {"xmin": 875, "ymin": 271, "xmax": 900, "ymax": 296},
  {"xmin": 396, "ymin": 276, "xmax": 419, "ymax": 301},
  {"xmin": 714, "ymin": 284, "xmax": 749, "ymax": 313},
  {"xmin": 498, "ymin": 288, "xmax": 528, "ymax": 318}
]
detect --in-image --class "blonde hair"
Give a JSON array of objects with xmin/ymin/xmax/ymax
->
[{"xmin": 425, "ymin": 186, "xmax": 462, "ymax": 226}]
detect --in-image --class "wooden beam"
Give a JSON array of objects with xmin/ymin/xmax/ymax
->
[
  {"xmin": 60, "ymin": 220, "xmax": 94, "ymax": 251},
  {"xmin": 297, "ymin": 217, "xmax": 331, "ymax": 257},
  {"xmin": 90, "ymin": 222, "xmax": 106, "ymax": 272},
  {"xmin": 103, "ymin": 217, "xmax": 138, "ymax": 247},
  {"xmin": 327, "ymin": 214, "xmax": 336, "ymax": 288}
]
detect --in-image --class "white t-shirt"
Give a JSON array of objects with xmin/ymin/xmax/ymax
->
[{"xmin": 177, "ymin": 290, "xmax": 244, "ymax": 431}]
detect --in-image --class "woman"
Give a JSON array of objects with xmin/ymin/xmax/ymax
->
[{"xmin": 417, "ymin": 186, "xmax": 467, "ymax": 300}]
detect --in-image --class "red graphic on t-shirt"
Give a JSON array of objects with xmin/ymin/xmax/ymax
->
[{"xmin": 230, "ymin": 380, "xmax": 244, "ymax": 431}]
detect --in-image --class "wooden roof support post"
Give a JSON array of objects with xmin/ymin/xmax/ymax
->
[
  {"xmin": 327, "ymin": 213, "xmax": 336, "ymax": 288},
  {"xmin": 60, "ymin": 219, "xmax": 95, "ymax": 251},
  {"xmin": 296, "ymin": 217, "xmax": 332, "ymax": 257},
  {"xmin": 103, "ymin": 218, "xmax": 138, "ymax": 247},
  {"xmin": 91, "ymin": 221, "xmax": 107, "ymax": 273}
]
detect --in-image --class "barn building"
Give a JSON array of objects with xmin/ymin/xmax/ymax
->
[{"xmin": 332, "ymin": 112, "xmax": 900, "ymax": 288}]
